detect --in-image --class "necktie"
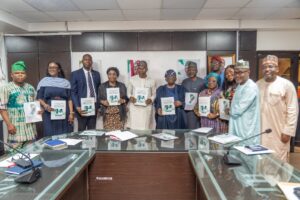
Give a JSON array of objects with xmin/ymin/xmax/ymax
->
[{"xmin": 87, "ymin": 71, "xmax": 95, "ymax": 97}]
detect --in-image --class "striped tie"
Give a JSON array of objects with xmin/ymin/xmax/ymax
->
[{"xmin": 87, "ymin": 71, "xmax": 95, "ymax": 97}]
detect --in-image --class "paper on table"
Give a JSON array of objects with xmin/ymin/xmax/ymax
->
[
  {"xmin": 161, "ymin": 97, "xmax": 175, "ymax": 115},
  {"xmin": 192, "ymin": 127, "xmax": 213, "ymax": 134},
  {"xmin": 184, "ymin": 92, "xmax": 198, "ymax": 110},
  {"xmin": 106, "ymin": 130, "xmax": 138, "ymax": 141},
  {"xmin": 277, "ymin": 182, "xmax": 300, "ymax": 200},
  {"xmin": 0, "ymin": 153, "xmax": 39, "ymax": 168},
  {"xmin": 134, "ymin": 87, "xmax": 148, "ymax": 106},
  {"xmin": 51, "ymin": 100, "xmax": 66, "ymax": 120},
  {"xmin": 161, "ymin": 140, "xmax": 174, "ymax": 148},
  {"xmin": 79, "ymin": 130, "xmax": 105, "ymax": 136},
  {"xmin": 198, "ymin": 96, "xmax": 210, "ymax": 116},
  {"xmin": 23, "ymin": 101, "xmax": 42, "ymax": 123},
  {"xmin": 208, "ymin": 134, "xmax": 241, "ymax": 144},
  {"xmin": 234, "ymin": 146, "xmax": 274, "ymax": 155},
  {"xmin": 59, "ymin": 138, "xmax": 82, "ymax": 146},
  {"xmin": 152, "ymin": 133, "xmax": 178, "ymax": 141}
]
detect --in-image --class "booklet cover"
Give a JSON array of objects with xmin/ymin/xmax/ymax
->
[
  {"xmin": 107, "ymin": 88, "xmax": 120, "ymax": 106},
  {"xmin": 161, "ymin": 97, "xmax": 175, "ymax": 115},
  {"xmin": 198, "ymin": 97, "xmax": 210, "ymax": 116},
  {"xmin": 219, "ymin": 98, "xmax": 230, "ymax": 120},
  {"xmin": 81, "ymin": 98, "xmax": 95, "ymax": 116},
  {"xmin": 278, "ymin": 182, "xmax": 300, "ymax": 200},
  {"xmin": 23, "ymin": 101, "xmax": 42, "ymax": 123},
  {"xmin": 51, "ymin": 100, "xmax": 66, "ymax": 120},
  {"xmin": 184, "ymin": 92, "xmax": 198, "ymax": 110},
  {"xmin": 134, "ymin": 87, "xmax": 148, "ymax": 106},
  {"xmin": 152, "ymin": 133, "xmax": 178, "ymax": 141}
]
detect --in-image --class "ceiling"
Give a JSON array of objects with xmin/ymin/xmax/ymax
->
[{"xmin": 0, "ymin": 0, "xmax": 299, "ymax": 23}]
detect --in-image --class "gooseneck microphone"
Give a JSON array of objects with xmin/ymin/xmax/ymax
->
[
  {"xmin": 223, "ymin": 129, "xmax": 272, "ymax": 166},
  {"xmin": 0, "ymin": 140, "xmax": 41, "ymax": 183}
]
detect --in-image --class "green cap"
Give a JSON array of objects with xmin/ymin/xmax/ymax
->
[
  {"xmin": 235, "ymin": 59, "xmax": 249, "ymax": 69},
  {"xmin": 12, "ymin": 61, "xmax": 26, "ymax": 72}
]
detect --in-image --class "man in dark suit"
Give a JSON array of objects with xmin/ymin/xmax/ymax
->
[{"xmin": 71, "ymin": 54, "xmax": 101, "ymax": 131}]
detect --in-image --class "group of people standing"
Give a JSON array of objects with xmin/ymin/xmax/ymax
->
[{"xmin": 0, "ymin": 54, "xmax": 298, "ymax": 161}]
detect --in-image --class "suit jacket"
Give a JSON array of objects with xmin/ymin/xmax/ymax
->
[{"xmin": 71, "ymin": 68, "xmax": 101, "ymax": 109}]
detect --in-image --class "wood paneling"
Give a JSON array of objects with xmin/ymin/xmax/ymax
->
[
  {"xmin": 39, "ymin": 52, "xmax": 71, "ymax": 80},
  {"xmin": 38, "ymin": 36, "xmax": 70, "ymax": 52},
  {"xmin": 104, "ymin": 32, "xmax": 137, "ymax": 51},
  {"xmin": 239, "ymin": 31, "xmax": 256, "ymax": 51},
  {"xmin": 207, "ymin": 31, "xmax": 236, "ymax": 51},
  {"xmin": 89, "ymin": 153, "xmax": 196, "ymax": 200},
  {"xmin": 7, "ymin": 52, "xmax": 40, "ymax": 87},
  {"xmin": 138, "ymin": 32, "xmax": 172, "ymax": 51},
  {"xmin": 5, "ymin": 36, "xmax": 38, "ymax": 53},
  {"xmin": 172, "ymin": 32, "xmax": 206, "ymax": 50},
  {"xmin": 72, "ymin": 33, "xmax": 104, "ymax": 52}
]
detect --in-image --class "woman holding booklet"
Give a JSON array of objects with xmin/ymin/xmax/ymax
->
[
  {"xmin": 194, "ymin": 72, "xmax": 227, "ymax": 133},
  {"xmin": 154, "ymin": 69, "xmax": 187, "ymax": 129},
  {"xmin": 37, "ymin": 62, "xmax": 74, "ymax": 136},
  {"xmin": 99, "ymin": 67, "xmax": 128, "ymax": 130}
]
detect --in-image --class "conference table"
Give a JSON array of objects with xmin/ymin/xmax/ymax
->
[{"xmin": 0, "ymin": 129, "xmax": 299, "ymax": 200}]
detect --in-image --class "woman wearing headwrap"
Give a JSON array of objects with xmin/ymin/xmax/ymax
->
[
  {"xmin": 194, "ymin": 72, "xmax": 228, "ymax": 133},
  {"xmin": 154, "ymin": 69, "xmax": 187, "ymax": 129},
  {"xmin": 37, "ymin": 62, "xmax": 74, "ymax": 136},
  {"xmin": 0, "ymin": 61, "xmax": 38, "ymax": 147},
  {"xmin": 222, "ymin": 65, "xmax": 237, "ymax": 101}
]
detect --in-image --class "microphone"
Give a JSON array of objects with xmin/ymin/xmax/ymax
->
[
  {"xmin": 0, "ymin": 140, "xmax": 41, "ymax": 184},
  {"xmin": 223, "ymin": 129, "xmax": 272, "ymax": 166}
]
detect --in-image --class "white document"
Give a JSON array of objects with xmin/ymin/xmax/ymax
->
[
  {"xmin": 107, "ymin": 88, "xmax": 120, "ymax": 106},
  {"xmin": 134, "ymin": 137, "xmax": 149, "ymax": 151},
  {"xmin": 152, "ymin": 133, "xmax": 178, "ymax": 141},
  {"xmin": 81, "ymin": 98, "xmax": 95, "ymax": 116},
  {"xmin": 277, "ymin": 182, "xmax": 300, "ymax": 200},
  {"xmin": 106, "ymin": 130, "xmax": 138, "ymax": 141},
  {"xmin": 234, "ymin": 146, "xmax": 274, "ymax": 155},
  {"xmin": 198, "ymin": 97, "xmax": 210, "ymax": 116},
  {"xmin": 108, "ymin": 140, "xmax": 121, "ymax": 150},
  {"xmin": 161, "ymin": 97, "xmax": 175, "ymax": 115},
  {"xmin": 184, "ymin": 92, "xmax": 198, "ymax": 110},
  {"xmin": 51, "ymin": 100, "xmax": 66, "ymax": 120},
  {"xmin": 184, "ymin": 133, "xmax": 197, "ymax": 150},
  {"xmin": 134, "ymin": 87, "xmax": 148, "ymax": 106},
  {"xmin": 79, "ymin": 130, "xmax": 105, "ymax": 136},
  {"xmin": 219, "ymin": 99, "xmax": 230, "ymax": 120},
  {"xmin": 161, "ymin": 140, "xmax": 174, "ymax": 148},
  {"xmin": 23, "ymin": 101, "xmax": 42, "ymax": 123},
  {"xmin": 208, "ymin": 134, "xmax": 242, "ymax": 144},
  {"xmin": 198, "ymin": 135, "xmax": 210, "ymax": 153},
  {"xmin": 0, "ymin": 154, "xmax": 39, "ymax": 168},
  {"xmin": 59, "ymin": 138, "xmax": 82, "ymax": 146},
  {"xmin": 192, "ymin": 127, "xmax": 213, "ymax": 134}
]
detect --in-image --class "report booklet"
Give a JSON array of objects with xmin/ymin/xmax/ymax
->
[
  {"xmin": 184, "ymin": 92, "xmax": 197, "ymax": 110},
  {"xmin": 107, "ymin": 88, "xmax": 120, "ymax": 106},
  {"xmin": 51, "ymin": 100, "xmax": 66, "ymax": 120},
  {"xmin": 134, "ymin": 87, "xmax": 148, "ymax": 106},
  {"xmin": 219, "ymin": 98, "xmax": 230, "ymax": 120},
  {"xmin": 23, "ymin": 101, "xmax": 42, "ymax": 123},
  {"xmin": 198, "ymin": 97, "xmax": 210, "ymax": 116},
  {"xmin": 81, "ymin": 98, "xmax": 95, "ymax": 116},
  {"xmin": 161, "ymin": 97, "xmax": 175, "ymax": 115}
]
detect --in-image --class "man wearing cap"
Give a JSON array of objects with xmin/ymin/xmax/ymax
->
[
  {"xmin": 208, "ymin": 56, "xmax": 225, "ymax": 88},
  {"xmin": 229, "ymin": 60, "xmax": 260, "ymax": 144},
  {"xmin": 0, "ymin": 61, "xmax": 38, "ymax": 147},
  {"xmin": 182, "ymin": 61, "xmax": 205, "ymax": 129},
  {"xmin": 257, "ymin": 55, "xmax": 298, "ymax": 161},
  {"xmin": 127, "ymin": 61, "xmax": 156, "ymax": 130}
]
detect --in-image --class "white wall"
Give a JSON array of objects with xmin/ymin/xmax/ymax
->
[{"xmin": 257, "ymin": 30, "xmax": 300, "ymax": 51}]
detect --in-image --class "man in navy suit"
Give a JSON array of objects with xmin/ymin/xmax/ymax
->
[{"xmin": 71, "ymin": 54, "xmax": 101, "ymax": 131}]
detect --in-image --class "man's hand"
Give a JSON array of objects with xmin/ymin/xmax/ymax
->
[
  {"xmin": 130, "ymin": 96, "xmax": 136, "ymax": 103},
  {"xmin": 77, "ymin": 107, "xmax": 87, "ymax": 116},
  {"xmin": 174, "ymin": 101, "xmax": 182, "ymax": 107},
  {"xmin": 281, "ymin": 133, "xmax": 291, "ymax": 143},
  {"xmin": 101, "ymin": 100, "xmax": 109, "ymax": 107},
  {"xmin": 157, "ymin": 108, "xmax": 163, "ymax": 116},
  {"xmin": 145, "ymin": 99, "xmax": 152, "ymax": 105},
  {"xmin": 119, "ymin": 98, "xmax": 126, "ymax": 104},
  {"xmin": 7, "ymin": 123, "xmax": 17, "ymax": 135}
]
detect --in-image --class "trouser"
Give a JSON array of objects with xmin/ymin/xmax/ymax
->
[{"xmin": 77, "ymin": 115, "xmax": 97, "ymax": 131}]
